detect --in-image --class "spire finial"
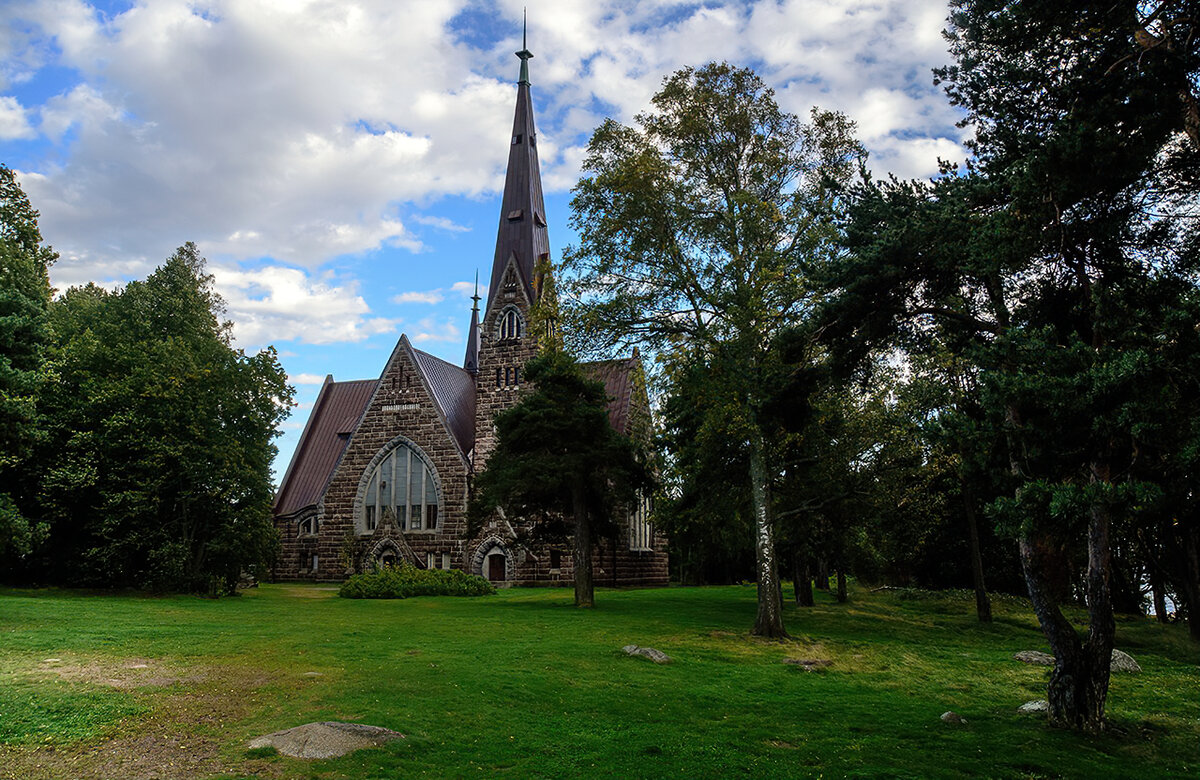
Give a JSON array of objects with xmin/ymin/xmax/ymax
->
[
  {"xmin": 471, "ymin": 270, "xmax": 481, "ymax": 310},
  {"xmin": 516, "ymin": 8, "xmax": 533, "ymax": 85}
]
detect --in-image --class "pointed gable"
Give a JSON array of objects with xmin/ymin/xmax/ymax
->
[{"xmin": 274, "ymin": 376, "xmax": 378, "ymax": 517}]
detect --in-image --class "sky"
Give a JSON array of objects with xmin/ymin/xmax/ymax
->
[{"xmin": 0, "ymin": 0, "xmax": 970, "ymax": 482}]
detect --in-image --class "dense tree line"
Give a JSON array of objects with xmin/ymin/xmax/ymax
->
[
  {"xmin": 0, "ymin": 169, "xmax": 292, "ymax": 594},
  {"xmin": 562, "ymin": 1, "xmax": 1198, "ymax": 732}
]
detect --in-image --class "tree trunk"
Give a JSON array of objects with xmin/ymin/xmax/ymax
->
[
  {"xmin": 1151, "ymin": 573, "xmax": 1168, "ymax": 624},
  {"xmin": 1182, "ymin": 524, "xmax": 1200, "ymax": 642},
  {"xmin": 1018, "ymin": 465, "xmax": 1115, "ymax": 732},
  {"xmin": 835, "ymin": 570, "xmax": 847, "ymax": 603},
  {"xmin": 749, "ymin": 437, "xmax": 787, "ymax": 638},
  {"xmin": 572, "ymin": 484, "xmax": 594, "ymax": 608},
  {"xmin": 963, "ymin": 481, "xmax": 993, "ymax": 623},
  {"xmin": 814, "ymin": 559, "xmax": 829, "ymax": 590},
  {"xmin": 794, "ymin": 554, "xmax": 814, "ymax": 607}
]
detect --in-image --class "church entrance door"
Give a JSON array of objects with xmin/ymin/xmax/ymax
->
[{"xmin": 486, "ymin": 553, "xmax": 507, "ymax": 583}]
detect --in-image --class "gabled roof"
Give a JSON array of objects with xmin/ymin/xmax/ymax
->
[
  {"xmin": 274, "ymin": 376, "xmax": 378, "ymax": 517},
  {"xmin": 582, "ymin": 357, "xmax": 641, "ymax": 436},
  {"xmin": 408, "ymin": 340, "xmax": 477, "ymax": 459},
  {"xmin": 486, "ymin": 44, "xmax": 550, "ymax": 312}
]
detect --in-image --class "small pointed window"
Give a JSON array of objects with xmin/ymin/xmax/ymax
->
[
  {"xmin": 534, "ymin": 211, "xmax": 546, "ymax": 227},
  {"xmin": 512, "ymin": 134, "xmax": 523, "ymax": 145},
  {"xmin": 507, "ymin": 209, "xmax": 524, "ymax": 221},
  {"xmin": 500, "ymin": 308, "xmax": 522, "ymax": 340}
]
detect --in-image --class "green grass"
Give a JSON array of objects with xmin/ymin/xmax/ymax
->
[{"xmin": 0, "ymin": 583, "xmax": 1196, "ymax": 779}]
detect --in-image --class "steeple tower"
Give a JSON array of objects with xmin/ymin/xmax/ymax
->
[
  {"xmin": 473, "ymin": 20, "xmax": 552, "ymax": 469},
  {"xmin": 486, "ymin": 14, "xmax": 550, "ymax": 313}
]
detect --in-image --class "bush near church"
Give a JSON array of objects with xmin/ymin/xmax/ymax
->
[{"xmin": 338, "ymin": 563, "xmax": 496, "ymax": 599}]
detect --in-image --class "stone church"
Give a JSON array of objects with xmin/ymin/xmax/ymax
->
[{"xmin": 271, "ymin": 43, "xmax": 668, "ymax": 587}]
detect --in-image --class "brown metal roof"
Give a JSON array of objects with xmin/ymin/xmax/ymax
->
[
  {"xmin": 273, "ymin": 377, "xmax": 378, "ymax": 517},
  {"xmin": 581, "ymin": 358, "xmax": 639, "ymax": 435},
  {"xmin": 410, "ymin": 343, "xmax": 477, "ymax": 459}
]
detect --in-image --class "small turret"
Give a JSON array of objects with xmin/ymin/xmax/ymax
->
[{"xmin": 464, "ymin": 272, "xmax": 481, "ymax": 374}]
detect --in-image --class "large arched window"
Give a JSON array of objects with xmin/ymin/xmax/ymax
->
[{"xmin": 361, "ymin": 441, "xmax": 439, "ymax": 534}]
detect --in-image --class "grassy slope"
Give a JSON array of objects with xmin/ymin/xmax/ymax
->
[{"xmin": 0, "ymin": 583, "xmax": 1195, "ymax": 779}]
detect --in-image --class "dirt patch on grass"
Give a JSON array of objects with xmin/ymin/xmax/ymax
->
[
  {"xmin": 39, "ymin": 657, "xmax": 201, "ymax": 690},
  {"xmin": 1, "ymin": 665, "xmax": 279, "ymax": 780}
]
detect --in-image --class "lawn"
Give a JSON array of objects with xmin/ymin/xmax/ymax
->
[{"xmin": 0, "ymin": 583, "xmax": 1195, "ymax": 779}]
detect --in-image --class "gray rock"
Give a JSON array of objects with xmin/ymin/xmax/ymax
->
[
  {"xmin": 1014, "ymin": 649, "xmax": 1141, "ymax": 673},
  {"xmin": 1018, "ymin": 699, "xmax": 1049, "ymax": 714},
  {"xmin": 622, "ymin": 644, "xmax": 672, "ymax": 664},
  {"xmin": 783, "ymin": 658, "xmax": 832, "ymax": 671},
  {"xmin": 1013, "ymin": 650, "xmax": 1055, "ymax": 666},
  {"xmin": 248, "ymin": 722, "xmax": 404, "ymax": 759},
  {"xmin": 1110, "ymin": 649, "xmax": 1141, "ymax": 673},
  {"xmin": 940, "ymin": 711, "xmax": 966, "ymax": 724}
]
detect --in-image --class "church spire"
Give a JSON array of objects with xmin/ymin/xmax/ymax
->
[
  {"xmin": 486, "ymin": 16, "xmax": 549, "ymax": 311},
  {"xmin": 463, "ymin": 271, "xmax": 481, "ymax": 374}
]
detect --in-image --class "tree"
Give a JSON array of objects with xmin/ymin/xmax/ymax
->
[
  {"xmin": 470, "ymin": 351, "xmax": 652, "ymax": 607},
  {"xmin": 562, "ymin": 62, "xmax": 865, "ymax": 637},
  {"xmin": 37, "ymin": 244, "xmax": 293, "ymax": 593},
  {"xmin": 0, "ymin": 166, "xmax": 55, "ymax": 565},
  {"xmin": 820, "ymin": 2, "xmax": 1199, "ymax": 730}
]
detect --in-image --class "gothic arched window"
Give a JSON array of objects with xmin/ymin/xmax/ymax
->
[
  {"xmin": 499, "ymin": 307, "xmax": 522, "ymax": 341},
  {"xmin": 361, "ymin": 441, "xmax": 440, "ymax": 534}
]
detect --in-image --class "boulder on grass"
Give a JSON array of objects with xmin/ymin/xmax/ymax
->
[
  {"xmin": 940, "ymin": 711, "xmax": 966, "ymax": 724},
  {"xmin": 1018, "ymin": 700, "xmax": 1049, "ymax": 715},
  {"xmin": 1013, "ymin": 650, "xmax": 1055, "ymax": 666},
  {"xmin": 1110, "ymin": 649, "xmax": 1141, "ymax": 674},
  {"xmin": 622, "ymin": 645, "xmax": 672, "ymax": 664},
  {"xmin": 248, "ymin": 722, "xmax": 404, "ymax": 759}
]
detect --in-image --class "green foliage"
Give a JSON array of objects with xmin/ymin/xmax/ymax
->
[
  {"xmin": 471, "ymin": 350, "xmax": 652, "ymax": 606},
  {"xmin": 819, "ymin": 0, "xmax": 1200, "ymax": 725},
  {"xmin": 563, "ymin": 61, "xmax": 865, "ymax": 635},
  {"xmin": 472, "ymin": 351, "xmax": 649, "ymax": 528},
  {"xmin": 0, "ymin": 166, "xmax": 55, "ymax": 561},
  {"xmin": 31, "ymin": 244, "xmax": 294, "ymax": 593},
  {"xmin": 338, "ymin": 563, "xmax": 496, "ymax": 599}
]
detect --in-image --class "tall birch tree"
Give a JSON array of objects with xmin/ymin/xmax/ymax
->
[{"xmin": 561, "ymin": 63, "xmax": 864, "ymax": 637}]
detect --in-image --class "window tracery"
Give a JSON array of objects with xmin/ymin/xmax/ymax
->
[{"xmin": 361, "ymin": 441, "xmax": 440, "ymax": 534}]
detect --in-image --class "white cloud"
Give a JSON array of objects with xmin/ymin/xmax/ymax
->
[
  {"xmin": 0, "ymin": 96, "xmax": 35, "ymax": 139},
  {"xmin": 289, "ymin": 373, "xmax": 328, "ymax": 385},
  {"xmin": 410, "ymin": 317, "xmax": 462, "ymax": 344},
  {"xmin": 413, "ymin": 214, "xmax": 471, "ymax": 233},
  {"xmin": 209, "ymin": 264, "xmax": 397, "ymax": 348},
  {"xmin": 393, "ymin": 290, "xmax": 445, "ymax": 305},
  {"xmin": 451, "ymin": 280, "xmax": 486, "ymax": 298}
]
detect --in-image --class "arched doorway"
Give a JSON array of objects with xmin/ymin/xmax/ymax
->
[{"xmin": 473, "ymin": 538, "xmax": 510, "ymax": 583}]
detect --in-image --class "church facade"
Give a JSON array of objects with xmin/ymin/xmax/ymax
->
[{"xmin": 270, "ymin": 45, "xmax": 668, "ymax": 587}]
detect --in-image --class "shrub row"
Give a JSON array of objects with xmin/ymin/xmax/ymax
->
[{"xmin": 338, "ymin": 564, "xmax": 496, "ymax": 599}]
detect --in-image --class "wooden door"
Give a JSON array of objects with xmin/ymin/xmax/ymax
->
[{"xmin": 487, "ymin": 553, "xmax": 506, "ymax": 582}]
